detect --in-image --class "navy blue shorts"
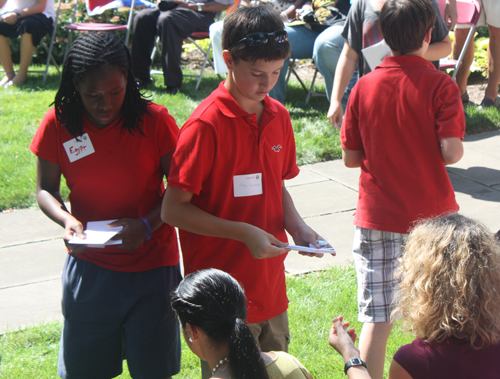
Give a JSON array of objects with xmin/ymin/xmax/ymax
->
[
  {"xmin": 57, "ymin": 254, "xmax": 182, "ymax": 379},
  {"xmin": 0, "ymin": 14, "xmax": 53, "ymax": 47}
]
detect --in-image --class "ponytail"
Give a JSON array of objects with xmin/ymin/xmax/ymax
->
[
  {"xmin": 228, "ymin": 318, "xmax": 269, "ymax": 379},
  {"xmin": 171, "ymin": 269, "xmax": 270, "ymax": 379}
]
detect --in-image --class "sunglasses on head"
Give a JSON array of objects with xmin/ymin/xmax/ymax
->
[{"xmin": 229, "ymin": 30, "xmax": 288, "ymax": 50}]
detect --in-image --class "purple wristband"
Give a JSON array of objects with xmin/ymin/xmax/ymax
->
[{"xmin": 139, "ymin": 217, "xmax": 152, "ymax": 241}]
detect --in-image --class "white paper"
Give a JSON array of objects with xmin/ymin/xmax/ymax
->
[
  {"xmin": 287, "ymin": 244, "xmax": 336, "ymax": 255},
  {"xmin": 68, "ymin": 220, "xmax": 123, "ymax": 247},
  {"xmin": 362, "ymin": 39, "xmax": 391, "ymax": 71}
]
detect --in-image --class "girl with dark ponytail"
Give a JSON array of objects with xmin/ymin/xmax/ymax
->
[
  {"xmin": 30, "ymin": 32, "xmax": 182, "ymax": 379},
  {"xmin": 171, "ymin": 269, "xmax": 313, "ymax": 379}
]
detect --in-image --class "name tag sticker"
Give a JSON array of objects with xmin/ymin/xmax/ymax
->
[
  {"xmin": 63, "ymin": 133, "xmax": 95, "ymax": 162},
  {"xmin": 233, "ymin": 173, "xmax": 263, "ymax": 198}
]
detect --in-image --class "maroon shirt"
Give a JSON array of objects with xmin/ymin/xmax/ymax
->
[{"xmin": 394, "ymin": 337, "xmax": 500, "ymax": 378}]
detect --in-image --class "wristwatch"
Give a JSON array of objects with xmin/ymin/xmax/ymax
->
[
  {"xmin": 344, "ymin": 358, "xmax": 367, "ymax": 375},
  {"xmin": 196, "ymin": 2, "xmax": 203, "ymax": 11}
]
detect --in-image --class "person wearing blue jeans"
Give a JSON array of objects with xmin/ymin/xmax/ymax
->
[{"xmin": 269, "ymin": 0, "xmax": 357, "ymax": 106}]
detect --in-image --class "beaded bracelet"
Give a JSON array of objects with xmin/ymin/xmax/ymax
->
[{"xmin": 139, "ymin": 217, "xmax": 152, "ymax": 241}]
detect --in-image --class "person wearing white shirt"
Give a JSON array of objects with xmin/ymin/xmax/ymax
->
[{"xmin": 0, "ymin": 0, "xmax": 54, "ymax": 87}]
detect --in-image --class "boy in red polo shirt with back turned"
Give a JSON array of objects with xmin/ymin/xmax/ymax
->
[
  {"xmin": 340, "ymin": 0, "xmax": 465, "ymax": 378},
  {"xmin": 162, "ymin": 5, "xmax": 324, "ymax": 359}
]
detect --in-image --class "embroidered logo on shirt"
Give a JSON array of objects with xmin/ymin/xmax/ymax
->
[{"xmin": 272, "ymin": 145, "xmax": 282, "ymax": 152}]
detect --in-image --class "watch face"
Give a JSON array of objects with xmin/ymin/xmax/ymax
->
[{"xmin": 350, "ymin": 358, "xmax": 363, "ymax": 365}]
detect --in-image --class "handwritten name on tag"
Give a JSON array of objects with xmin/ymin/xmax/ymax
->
[
  {"xmin": 63, "ymin": 133, "xmax": 95, "ymax": 162},
  {"xmin": 233, "ymin": 173, "xmax": 263, "ymax": 198}
]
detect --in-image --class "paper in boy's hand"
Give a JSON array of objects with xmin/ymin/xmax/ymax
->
[
  {"xmin": 287, "ymin": 240, "xmax": 336, "ymax": 255},
  {"xmin": 68, "ymin": 220, "xmax": 123, "ymax": 247},
  {"xmin": 362, "ymin": 39, "xmax": 391, "ymax": 71}
]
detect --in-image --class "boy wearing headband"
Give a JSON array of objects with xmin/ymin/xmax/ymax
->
[{"xmin": 162, "ymin": 5, "xmax": 323, "ymax": 359}]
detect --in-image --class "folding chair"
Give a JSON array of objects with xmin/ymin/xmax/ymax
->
[
  {"xmin": 286, "ymin": 59, "xmax": 326, "ymax": 105},
  {"xmin": 0, "ymin": 0, "xmax": 62, "ymax": 85},
  {"xmin": 150, "ymin": 13, "xmax": 221, "ymax": 91},
  {"xmin": 40, "ymin": 0, "xmax": 62, "ymax": 85},
  {"xmin": 64, "ymin": 0, "xmax": 137, "ymax": 59},
  {"xmin": 437, "ymin": 0, "xmax": 481, "ymax": 80}
]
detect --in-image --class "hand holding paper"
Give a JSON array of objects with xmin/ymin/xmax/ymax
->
[
  {"xmin": 287, "ymin": 239, "xmax": 336, "ymax": 255},
  {"xmin": 63, "ymin": 216, "xmax": 87, "ymax": 255},
  {"xmin": 107, "ymin": 218, "xmax": 151, "ymax": 250},
  {"xmin": 68, "ymin": 220, "xmax": 123, "ymax": 248}
]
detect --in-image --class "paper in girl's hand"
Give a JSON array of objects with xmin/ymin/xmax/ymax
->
[{"xmin": 68, "ymin": 220, "xmax": 123, "ymax": 247}]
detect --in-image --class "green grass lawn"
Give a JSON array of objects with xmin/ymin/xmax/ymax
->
[
  {"xmin": 0, "ymin": 66, "xmax": 499, "ymax": 211},
  {"xmin": 0, "ymin": 265, "xmax": 415, "ymax": 379}
]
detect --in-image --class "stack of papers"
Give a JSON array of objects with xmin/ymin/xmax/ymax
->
[
  {"xmin": 68, "ymin": 220, "xmax": 123, "ymax": 248},
  {"xmin": 287, "ymin": 244, "xmax": 336, "ymax": 255}
]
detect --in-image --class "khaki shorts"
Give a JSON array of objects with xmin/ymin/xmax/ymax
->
[
  {"xmin": 455, "ymin": 0, "xmax": 500, "ymax": 29},
  {"xmin": 247, "ymin": 310, "xmax": 290, "ymax": 352}
]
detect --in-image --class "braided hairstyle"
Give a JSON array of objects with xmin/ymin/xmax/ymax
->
[
  {"xmin": 54, "ymin": 32, "xmax": 150, "ymax": 138},
  {"xmin": 171, "ymin": 269, "xmax": 270, "ymax": 379}
]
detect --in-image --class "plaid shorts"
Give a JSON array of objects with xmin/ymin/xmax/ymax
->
[{"xmin": 352, "ymin": 226, "xmax": 407, "ymax": 323}]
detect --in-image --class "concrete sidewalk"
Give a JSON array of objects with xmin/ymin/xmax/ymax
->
[{"xmin": 1, "ymin": 130, "xmax": 500, "ymax": 333}]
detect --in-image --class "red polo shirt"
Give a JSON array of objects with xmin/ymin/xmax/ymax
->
[
  {"xmin": 341, "ymin": 56, "xmax": 465, "ymax": 233},
  {"xmin": 30, "ymin": 103, "xmax": 180, "ymax": 272},
  {"xmin": 168, "ymin": 82, "xmax": 299, "ymax": 323}
]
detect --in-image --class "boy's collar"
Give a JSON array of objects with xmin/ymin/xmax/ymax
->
[
  {"xmin": 214, "ymin": 81, "xmax": 278, "ymax": 118},
  {"xmin": 377, "ymin": 55, "xmax": 437, "ymax": 69}
]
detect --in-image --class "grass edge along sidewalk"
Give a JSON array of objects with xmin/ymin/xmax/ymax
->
[
  {"xmin": 1, "ymin": 68, "xmax": 500, "ymax": 211},
  {"xmin": 0, "ymin": 265, "xmax": 415, "ymax": 379}
]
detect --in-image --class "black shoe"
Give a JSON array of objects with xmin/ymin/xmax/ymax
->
[
  {"xmin": 479, "ymin": 97, "xmax": 500, "ymax": 110},
  {"xmin": 166, "ymin": 86, "xmax": 181, "ymax": 95},
  {"xmin": 461, "ymin": 91, "xmax": 476, "ymax": 107}
]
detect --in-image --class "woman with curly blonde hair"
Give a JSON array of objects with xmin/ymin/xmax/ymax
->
[{"xmin": 388, "ymin": 213, "xmax": 500, "ymax": 379}]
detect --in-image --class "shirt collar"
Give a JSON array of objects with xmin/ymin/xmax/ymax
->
[
  {"xmin": 377, "ymin": 55, "xmax": 436, "ymax": 70},
  {"xmin": 213, "ymin": 81, "xmax": 279, "ymax": 119}
]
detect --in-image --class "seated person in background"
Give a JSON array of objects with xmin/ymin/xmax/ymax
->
[
  {"xmin": 268, "ymin": 0, "xmax": 356, "ymax": 105},
  {"xmin": 132, "ymin": 0, "xmax": 233, "ymax": 94},
  {"xmin": 451, "ymin": 0, "xmax": 500, "ymax": 108},
  {"xmin": 0, "ymin": 0, "xmax": 54, "ymax": 87},
  {"xmin": 327, "ymin": 0, "xmax": 451, "ymax": 127},
  {"xmin": 210, "ymin": 0, "xmax": 307, "ymax": 75},
  {"xmin": 171, "ymin": 268, "xmax": 314, "ymax": 379},
  {"xmin": 390, "ymin": 214, "xmax": 500, "ymax": 378}
]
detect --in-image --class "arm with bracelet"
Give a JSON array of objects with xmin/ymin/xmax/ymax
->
[{"xmin": 108, "ymin": 151, "xmax": 175, "ymax": 249}]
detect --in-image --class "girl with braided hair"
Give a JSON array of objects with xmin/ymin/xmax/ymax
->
[
  {"xmin": 30, "ymin": 32, "xmax": 182, "ymax": 379},
  {"xmin": 171, "ymin": 268, "xmax": 314, "ymax": 379}
]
